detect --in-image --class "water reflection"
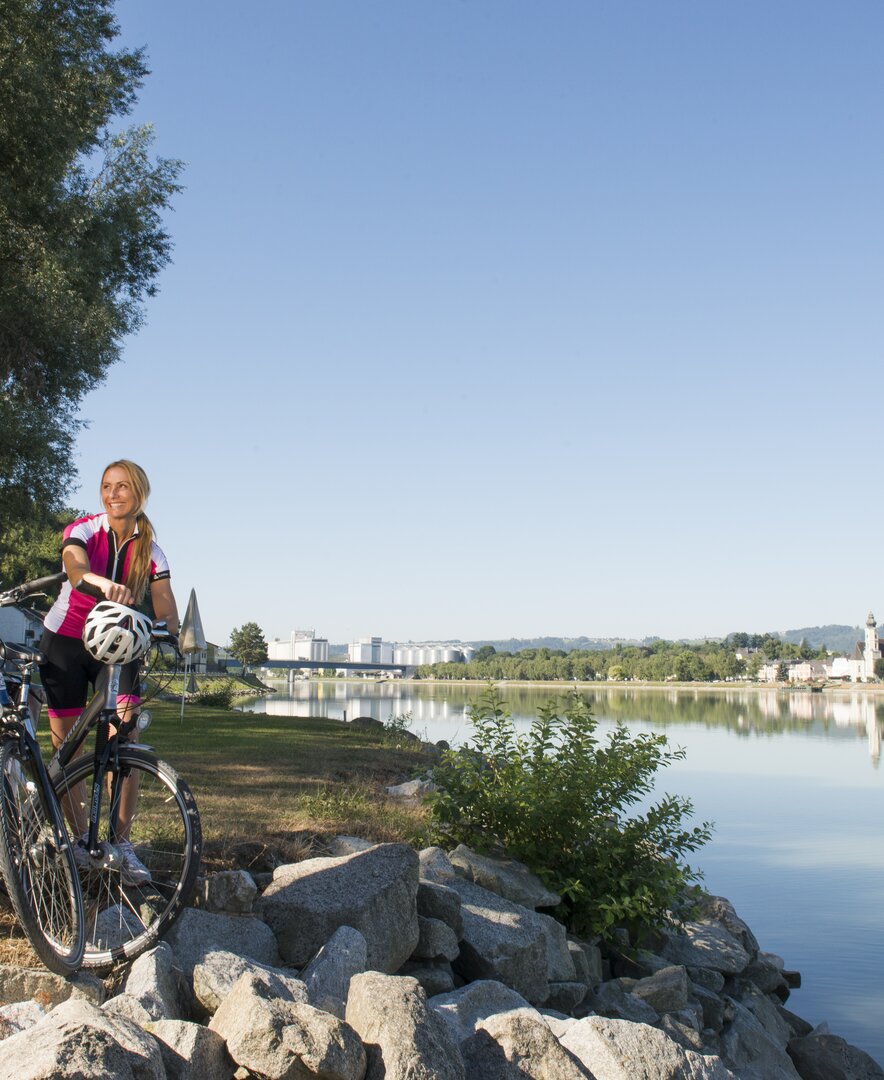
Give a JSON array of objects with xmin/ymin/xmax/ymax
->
[{"xmin": 240, "ymin": 681, "xmax": 884, "ymax": 764}]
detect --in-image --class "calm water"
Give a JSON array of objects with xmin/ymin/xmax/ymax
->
[{"xmin": 240, "ymin": 680, "xmax": 884, "ymax": 1065}]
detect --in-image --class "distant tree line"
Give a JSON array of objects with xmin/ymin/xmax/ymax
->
[{"xmin": 417, "ymin": 634, "xmax": 830, "ymax": 683}]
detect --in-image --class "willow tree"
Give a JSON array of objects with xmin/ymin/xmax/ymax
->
[{"xmin": 0, "ymin": 0, "xmax": 182, "ymax": 559}]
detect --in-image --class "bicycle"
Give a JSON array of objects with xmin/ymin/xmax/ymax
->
[
  {"xmin": 0, "ymin": 572, "xmax": 85, "ymax": 974},
  {"xmin": 2, "ymin": 575, "xmax": 202, "ymax": 969}
]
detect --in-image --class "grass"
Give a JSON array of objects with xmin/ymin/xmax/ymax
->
[{"xmin": 0, "ymin": 701, "xmax": 435, "ymax": 968}]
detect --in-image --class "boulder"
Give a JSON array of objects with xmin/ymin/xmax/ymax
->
[
  {"xmin": 561, "ymin": 1016, "xmax": 738, "ymax": 1079},
  {"xmin": 462, "ymin": 1008, "xmax": 593, "ymax": 1079},
  {"xmin": 0, "ymin": 963, "xmax": 104, "ymax": 1009},
  {"xmin": 661, "ymin": 920, "xmax": 751, "ymax": 976},
  {"xmin": 787, "ymin": 1032, "xmax": 884, "ymax": 1080},
  {"xmin": 397, "ymin": 961, "xmax": 456, "ymax": 997},
  {"xmin": 103, "ymin": 994, "xmax": 154, "ymax": 1025},
  {"xmin": 697, "ymin": 895, "xmax": 760, "ymax": 956},
  {"xmin": 386, "ymin": 778, "xmax": 437, "ymax": 799},
  {"xmin": 162, "ymin": 907, "xmax": 280, "ymax": 976},
  {"xmin": 537, "ymin": 911, "xmax": 578, "ymax": 983},
  {"xmin": 417, "ymin": 846, "xmax": 459, "ymax": 884},
  {"xmin": 416, "ymin": 880, "xmax": 463, "ymax": 937},
  {"xmin": 628, "ymin": 965, "xmax": 691, "ymax": 1014},
  {"xmin": 429, "ymin": 980, "xmax": 538, "ymax": 1046},
  {"xmin": 198, "ymin": 869, "xmax": 257, "ymax": 914},
  {"xmin": 0, "ymin": 999, "xmax": 46, "ymax": 1038},
  {"xmin": 447, "ymin": 877, "xmax": 550, "ymax": 1004},
  {"xmin": 346, "ymin": 971, "xmax": 464, "ymax": 1080},
  {"xmin": 146, "ymin": 1018, "xmax": 234, "ymax": 1079},
  {"xmin": 412, "ymin": 915, "xmax": 460, "ymax": 962},
  {"xmin": 0, "ymin": 997, "xmax": 165, "ymax": 1078},
  {"xmin": 300, "ymin": 925, "xmax": 368, "ymax": 1020},
  {"xmin": 544, "ymin": 982, "xmax": 588, "ymax": 1014},
  {"xmin": 328, "ymin": 835, "xmax": 376, "ymax": 856},
  {"xmin": 568, "ymin": 938, "xmax": 602, "ymax": 990},
  {"xmin": 192, "ymin": 948, "xmax": 307, "ymax": 1015},
  {"xmin": 448, "ymin": 844, "xmax": 561, "ymax": 909},
  {"xmin": 210, "ymin": 971, "xmax": 365, "ymax": 1080},
  {"xmin": 584, "ymin": 980, "xmax": 660, "ymax": 1025},
  {"xmin": 257, "ymin": 843, "xmax": 420, "ymax": 970},
  {"xmin": 123, "ymin": 942, "xmax": 190, "ymax": 1021},
  {"xmin": 719, "ymin": 997, "xmax": 802, "ymax": 1079}
]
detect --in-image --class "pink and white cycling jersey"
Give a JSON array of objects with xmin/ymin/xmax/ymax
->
[{"xmin": 44, "ymin": 513, "xmax": 171, "ymax": 638}]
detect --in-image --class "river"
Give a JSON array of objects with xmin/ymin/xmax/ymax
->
[{"xmin": 239, "ymin": 679, "xmax": 884, "ymax": 1065}]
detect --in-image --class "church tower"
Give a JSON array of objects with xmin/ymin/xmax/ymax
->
[{"xmin": 865, "ymin": 612, "xmax": 879, "ymax": 680}]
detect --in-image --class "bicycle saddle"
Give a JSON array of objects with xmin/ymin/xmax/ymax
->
[{"xmin": 0, "ymin": 641, "xmax": 45, "ymax": 665}]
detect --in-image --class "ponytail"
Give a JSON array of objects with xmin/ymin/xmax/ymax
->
[{"xmin": 101, "ymin": 459, "xmax": 154, "ymax": 602}]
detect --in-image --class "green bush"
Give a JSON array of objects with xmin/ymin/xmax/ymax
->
[
  {"xmin": 429, "ymin": 686, "xmax": 712, "ymax": 942},
  {"xmin": 194, "ymin": 680, "xmax": 236, "ymax": 709}
]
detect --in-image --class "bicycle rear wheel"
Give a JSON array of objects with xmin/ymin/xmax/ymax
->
[
  {"xmin": 0, "ymin": 739, "xmax": 84, "ymax": 974},
  {"xmin": 53, "ymin": 747, "xmax": 201, "ymax": 968}
]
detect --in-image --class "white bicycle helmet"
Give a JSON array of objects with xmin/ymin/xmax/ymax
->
[{"xmin": 82, "ymin": 602, "xmax": 152, "ymax": 665}]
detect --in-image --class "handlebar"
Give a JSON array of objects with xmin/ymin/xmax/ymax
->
[{"xmin": 0, "ymin": 572, "xmax": 66, "ymax": 607}]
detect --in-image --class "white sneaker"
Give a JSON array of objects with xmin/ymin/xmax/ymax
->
[{"xmin": 117, "ymin": 839, "xmax": 151, "ymax": 886}]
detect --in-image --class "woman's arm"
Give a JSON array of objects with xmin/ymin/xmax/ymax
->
[
  {"xmin": 150, "ymin": 578, "xmax": 179, "ymax": 634},
  {"xmin": 62, "ymin": 546, "xmax": 134, "ymax": 605}
]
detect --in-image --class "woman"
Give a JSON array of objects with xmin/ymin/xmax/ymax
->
[{"xmin": 40, "ymin": 460, "xmax": 179, "ymax": 883}]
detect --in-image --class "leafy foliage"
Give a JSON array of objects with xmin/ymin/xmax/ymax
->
[
  {"xmin": 0, "ymin": 0, "xmax": 183, "ymax": 549},
  {"xmin": 194, "ymin": 680, "xmax": 236, "ymax": 709},
  {"xmin": 0, "ymin": 504, "xmax": 82, "ymax": 601},
  {"xmin": 228, "ymin": 623, "xmax": 268, "ymax": 671},
  {"xmin": 430, "ymin": 686, "xmax": 712, "ymax": 941}
]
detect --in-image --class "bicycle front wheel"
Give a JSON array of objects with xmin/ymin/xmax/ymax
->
[
  {"xmin": 0, "ymin": 740, "xmax": 84, "ymax": 974},
  {"xmin": 54, "ymin": 747, "xmax": 201, "ymax": 968}
]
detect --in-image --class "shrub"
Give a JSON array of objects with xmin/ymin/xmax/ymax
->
[
  {"xmin": 429, "ymin": 685, "xmax": 712, "ymax": 942},
  {"xmin": 195, "ymin": 680, "xmax": 236, "ymax": 709}
]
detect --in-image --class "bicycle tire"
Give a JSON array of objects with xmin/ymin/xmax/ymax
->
[
  {"xmin": 0, "ymin": 740, "xmax": 84, "ymax": 974},
  {"xmin": 53, "ymin": 747, "xmax": 201, "ymax": 968}
]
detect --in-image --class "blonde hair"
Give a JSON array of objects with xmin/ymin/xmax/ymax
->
[{"xmin": 102, "ymin": 459, "xmax": 154, "ymax": 602}]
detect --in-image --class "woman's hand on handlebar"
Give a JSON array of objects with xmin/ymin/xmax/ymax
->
[{"xmin": 81, "ymin": 573, "xmax": 134, "ymax": 606}]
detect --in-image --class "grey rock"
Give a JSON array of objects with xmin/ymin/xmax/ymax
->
[
  {"xmin": 691, "ymin": 982, "xmax": 727, "ymax": 1032},
  {"xmin": 584, "ymin": 980, "xmax": 660, "ymax": 1025},
  {"xmin": 192, "ymin": 949, "xmax": 307, "ymax": 1015},
  {"xmin": 416, "ymin": 880, "xmax": 463, "ymax": 937},
  {"xmin": 659, "ymin": 1012, "xmax": 705, "ymax": 1053},
  {"xmin": 630, "ymin": 964, "xmax": 690, "ymax": 1014},
  {"xmin": 738, "ymin": 983, "xmax": 794, "ymax": 1045},
  {"xmin": 417, "ymin": 845, "xmax": 459, "ymax": 883},
  {"xmin": 567, "ymin": 938, "xmax": 602, "ymax": 990},
  {"xmin": 0, "ymin": 963, "xmax": 104, "ymax": 1009},
  {"xmin": 689, "ymin": 966, "xmax": 726, "ymax": 993},
  {"xmin": 210, "ymin": 971, "xmax": 365, "ymax": 1080},
  {"xmin": 697, "ymin": 895, "xmax": 760, "ymax": 956},
  {"xmin": 429, "ymin": 979, "xmax": 537, "ymax": 1046},
  {"xmin": 412, "ymin": 915, "xmax": 460, "ymax": 962},
  {"xmin": 720, "ymin": 997, "xmax": 801, "ymax": 1079},
  {"xmin": 561, "ymin": 1015, "xmax": 738, "ymax": 1079},
  {"xmin": 544, "ymin": 981, "xmax": 588, "ymax": 1014},
  {"xmin": 776, "ymin": 1003, "xmax": 814, "ymax": 1040},
  {"xmin": 448, "ymin": 844, "xmax": 561, "ymax": 909},
  {"xmin": 0, "ymin": 999, "xmax": 46, "ymax": 1039},
  {"xmin": 123, "ymin": 941, "xmax": 189, "ymax": 1020},
  {"xmin": 462, "ymin": 1007, "xmax": 593, "ymax": 1079},
  {"xmin": 162, "ymin": 906, "xmax": 280, "ymax": 976},
  {"xmin": 448, "ymin": 877, "xmax": 549, "ymax": 1004},
  {"xmin": 537, "ymin": 911, "xmax": 577, "ymax": 983},
  {"xmin": 199, "ymin": 870, "xmax": 257, "ymax": 914},
  {"xmin": 386, "ymin": 778, "xmax": 437, "ymax": 799},
  {"xmin": 257, "ymin": 842, "xmax": 420, "ymax": 971},
  {"xmin": 102, "ymin": 993, "xmax": 154, "ymax": 1025},
  {"xmin": 301, "ymin": 925, "xmax": 368, "ymax": 1020},
  {"xmin": 661, "ymin": 919, "xmax": 750, "ymax": 975},
  {"xmin": 543, "ymin": 1013, "xmax": 579, "ymax": 1039},
  {"xmin": 346, "ymin": 971, "xmax": 464, "ymax": 1080},
  {"xmin": 0, "ymin": 997, "xmax": 165, "ymax": 1078},
  {"xmin": 328, "ymin": 835, "xmax": 376, "ymax": 856},
  {"xmin": 397, "ymin": 961, "xmax": 455, "ymax": 997},
  {"xmin": 147, "ymin": 1018, "xmax": 235, "ymax": 1079},
  {"xmin": 787, "ymin": 1032, "xmax": 884, "ymax": 1080}
]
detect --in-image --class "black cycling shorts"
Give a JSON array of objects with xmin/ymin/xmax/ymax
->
[{"xmin": 39, "ymin": 629, "xmax": 141, "ymax": 718}]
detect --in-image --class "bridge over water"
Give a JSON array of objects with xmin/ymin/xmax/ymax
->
[{"xmin": 260, "ymin": 659, "xmax": 413, "ymax": 676}]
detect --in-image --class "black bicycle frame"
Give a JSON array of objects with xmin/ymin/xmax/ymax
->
[{"xmin": 46, "ymin": 664, "xmax": 148, "ymax": 858}]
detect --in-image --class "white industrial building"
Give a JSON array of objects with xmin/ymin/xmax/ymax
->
[
  {"xmin": 348, "ymin": 637, "xmax": 394, "ymax": 664},
  {"xmin": 268, "ymin": 630, "xmax": 329, "ymax": 662},
  {"xmin": 393, "ymin": 643, "xmax": 475, "ymax": 665}
]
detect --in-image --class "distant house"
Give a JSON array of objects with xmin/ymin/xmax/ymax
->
[{"xmin": 0, "ymin": 605, "xmax": 43, "ymax": 648}]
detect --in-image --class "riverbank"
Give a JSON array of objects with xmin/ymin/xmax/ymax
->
[{"xmin": 412, "ymin": 675, "xmax": 884, "ymax": 696}]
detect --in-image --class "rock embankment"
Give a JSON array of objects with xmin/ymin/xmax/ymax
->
[{"xmin": 0, "ymin": 840, "xmax": 880, "ymax": 1079}]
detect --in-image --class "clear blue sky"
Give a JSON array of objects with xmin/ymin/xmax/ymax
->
[{"xmin": 72, "ymin": 1, "xmax": 884, "ymax": 646}]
